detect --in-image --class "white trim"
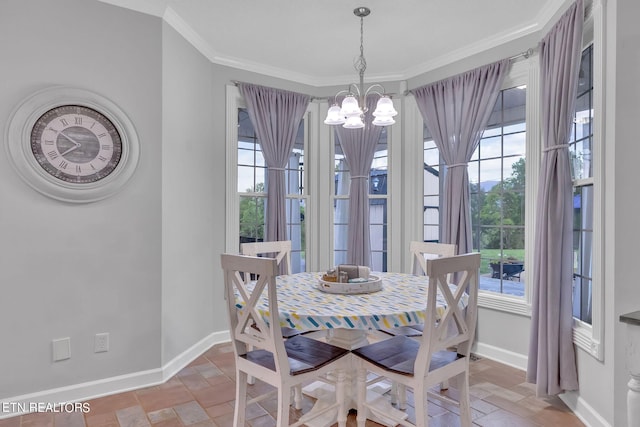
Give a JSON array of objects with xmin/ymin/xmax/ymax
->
[
  {"xmin": 387, "ymin": 99, "xmax": 403, "ymax": 273},
  {"xmin": 573, "ymin": 321, "xmax": 603, "ymax": 360},
  {"xmin": 161, "ymin": 330, "xmax": 230, "ymax": 381},
  {"xmin": 100, "ymin": 0, "xmax": 572, "ymax": 87},
  {"xmin": 560, "ymin": 391, "xmax": 613, "ymax": 427},
  {"xmin": 478, "ymin": 292, "xmax": 531, "ymax": 316},
  {"xmin": 225, "ymin": 85, "xmax": 242, "ymax": 252},
  {"xmin": 524, "ymin": 53, "xmax": 541, "ymax": 308},
  {"xmin": 473, "ymin": 341, "xmax": 528, "ymax": 371},
  {"xmin": 304, "ymin": 105, "xmax": 319, "ymax": 272},
  {"xmin": 402, "ymin": 94, "xmax": 424, "ymax": 273},
  {"xmin": 0, "ymin": 331, "xmax": 230, "ymax": 420},
  {"xmin": 570, "ymin": 1, "xmax": 604, "ymax": 361},
  {"xmin": 315, "ymin": 100, "xmax": 333, "ymax": 271}
]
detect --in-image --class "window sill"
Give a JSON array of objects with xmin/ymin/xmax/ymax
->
[
  {"xmin": 573, "ymin": 320, "xmax": 603, "ymax": 360},
  {"xmin": 478, "ymin": 291, "xmax": 530, "ymax": 316}
]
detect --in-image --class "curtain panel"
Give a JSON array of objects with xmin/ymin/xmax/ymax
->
[
  {"xmin": 527, "ymin": 0, "xmax": 583, "ymax": 396},
  {"xmin": 411, "ymin": 59, "xmax": 510, "ymax": 255},
  {"xmin": 334, "ymin": 96, "xmax": 384, "ymax": 266},
  {"xmin": 239, "ymin": 83, "xmax": 310, "ymax": 246}
]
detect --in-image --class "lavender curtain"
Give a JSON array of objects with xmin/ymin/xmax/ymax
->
[
  {"xmin": 334, "ymin": 96, "xmax": 384, "ymax": 266},
  {"xmin": 239, "ymin": 83, "xmax": 310, "ymax": 243},
  {"xmin": 412, "ymin": 59, "xmax": 509, "ymax": 254},
  {"xmin": 527, "ymin": 0, "xmax": 583, "ymax": 396}
]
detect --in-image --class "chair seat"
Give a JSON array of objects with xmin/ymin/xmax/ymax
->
[
  {"xmin": 281, "ymin": 326, "xmax": 303, "ymax": 338},
  {"xmin": 352, "ymin": 335, "xmax": 461, "ymax": 376},
  {"xmin": 380, "ymin": 325, "xmax": 424, "ymax": 337},
  {"xmin": 242, "ymin": 335, "xmax": 349, "ymax": 376}
]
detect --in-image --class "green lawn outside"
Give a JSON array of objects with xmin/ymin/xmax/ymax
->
[{"xmin": 475, "ymin": 248, "xmax": 525, "ymax": 275}]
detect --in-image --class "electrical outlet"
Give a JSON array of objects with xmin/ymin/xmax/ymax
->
[{"xmin": 94, "ymin": 333, "xmax": 109, "ymax": 353}]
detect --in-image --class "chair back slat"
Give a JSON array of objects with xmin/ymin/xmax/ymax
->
[
  {"xmin": 220, "ymin": 253, "xmax": 289, "ymax": 374},
  {"xmin": 409, "ymin": 241, "xmax": 457, "ymax": 276},
  {"xmin": 241, "ymin": 240, "xmax": 292, "ymax": 277},
  {"xmin": 414, "ymin": 252, "xmax": 480, "ymax": 378}
]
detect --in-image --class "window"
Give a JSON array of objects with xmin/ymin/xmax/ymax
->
[
  {"xmin": 333, "ymin": 128, "xmax": 388, "ymax": 271},
  {"xmin": 423, "ymin": 85, "xmax": 527, "ymax": 296},
  {"xmin": 571, "ymin": 44, "xmax": 594, "ymax": 325},
  {"xmin": 237, "ymin": 108, "xmax": 307, "ymax": 273}
]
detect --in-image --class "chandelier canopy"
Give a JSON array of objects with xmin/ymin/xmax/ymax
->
[{"xmin": 324, "ymin": 7, "xmax": 398, "ymax": 129}]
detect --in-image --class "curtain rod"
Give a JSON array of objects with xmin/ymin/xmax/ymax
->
[
  {"xmin": 509, "ymin": 48, "xmax": 535, "ymax": 62},
  {"xmin": 234, "ymin": 46, "xmax": 533, "ymax": 100},
  {"xmin": 231, "ymin": 80, "xmax": 321, "ymax": 101}
]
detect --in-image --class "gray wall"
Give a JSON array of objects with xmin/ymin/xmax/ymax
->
[
  {"xmin": 0, "ymin": 0, "xmax": 162, "ymax": 397},
  {"xmin": 160, "ymin": 22, "xmax": 221, "ymax": 366}
]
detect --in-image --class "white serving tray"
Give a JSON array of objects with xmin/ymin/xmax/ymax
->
[{"xmin": 317, "ymin": 275, "xmax": 382, "ymax": 294}]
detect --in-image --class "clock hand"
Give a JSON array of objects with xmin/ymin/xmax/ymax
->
[
  {"xmin": 57, "ymin": 130, "xmax": 82, "ymax": 146},
  {"xmin": 59, "ymin": 144, "xmax": 80, "ymax": 156},
  {"xmin": 56, "ymin": 130, "xmax": 82, "ymax": 156}
]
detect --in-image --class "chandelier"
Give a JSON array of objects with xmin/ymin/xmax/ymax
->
[{"xmin": 324, "ymin": 7, "xmax": 398, "ymax": 129}]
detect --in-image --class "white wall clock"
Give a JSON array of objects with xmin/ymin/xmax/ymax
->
[{"xmin": 5, "ymin": 86, "xmax": 140, "ymax": 203}]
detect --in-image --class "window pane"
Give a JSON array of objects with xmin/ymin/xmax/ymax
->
[
  {"xmin": 237, "ymin": 108, "xmax": 306, "ymax": 270},
  {"xmin": 239, "ymin": 195, "xmax": 265, "ymax": 245},
  {"xmin": 571, "ymin": 45, "xmax": 594, "ymax": 325},
  {"xmin": 333, "ymin": 127, "xmax": 388, "ymax": 271}
]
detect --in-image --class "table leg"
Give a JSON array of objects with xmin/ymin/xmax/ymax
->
[{"xmin": 301, "ymin": 329, "xmax": 408, "ymax": 427}]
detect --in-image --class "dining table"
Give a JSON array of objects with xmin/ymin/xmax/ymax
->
[{"xmin": 236, "ymin": 270, "xmax": 468, "ymax": 427}]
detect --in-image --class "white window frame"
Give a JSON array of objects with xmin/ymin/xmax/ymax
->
[
  {"xmin": 225, "ymin": 84, "xmax": 316, "ymax": 269},
  {"xmin": 572, "ymin": 1, "xmax": 604, "ymax": 361},
  {"xmin": 320, "ymin": 102, "xmax": 402, "ymax": 273},
  {"xmin": 406, "ymin": 60, "xmax": 536, "ymax": 315}
]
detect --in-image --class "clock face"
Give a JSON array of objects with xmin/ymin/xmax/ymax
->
[{"xmin": 30, "ymin": 105, "xmax": 123, "ymax": 183}]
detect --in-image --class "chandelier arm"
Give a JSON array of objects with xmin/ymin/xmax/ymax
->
[
  {"xmin": 364, "ymin": 84, "xmax": 387, "ymax": 98},
  {"xmin": 332, "ymin": 89, "xmax": 351, "ymax": 104},
  {"xmin": 348, "ymin": 83, "xmax": 362, "ymax": 97}
]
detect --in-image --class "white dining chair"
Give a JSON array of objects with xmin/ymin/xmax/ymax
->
[
  {"xmin": 353, "ymin": 252, "xmax": 480, "ymax": 427},
  {"xmin": 380, "ymin": 241, "xmax": 457, "ymax": 338},
  {"xmin": 239, "ymin": 240, "xmax": 303, "ymax": 399},
  {"xmin": 220, "ymin": 253, "xmax": 349, "ymax": 427}
]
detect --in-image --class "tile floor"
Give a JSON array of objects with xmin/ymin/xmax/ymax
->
[{"xmin": 1, "ymin": 341, "xmax": 585, "ymax": 427}]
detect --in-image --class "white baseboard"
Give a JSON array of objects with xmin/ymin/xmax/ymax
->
[
  {"xmin": 161, "ymin": 330, "xmax": 230, "ymax": 381},
  {"xmin": 0, "ymin": 330, "xmax": 230, "ymax": 419},
  {"xmin": 473, "ymin": 341, "xmax": 529, "ymax": 370},
  {"xmin": 474, "ymin": 341, "xmax": 612, "ymax": 427},
  {"xmin": 560, "ymin": 391, "xmax": 613, "ymax": 427}
]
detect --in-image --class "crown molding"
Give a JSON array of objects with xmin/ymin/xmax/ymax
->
[
  {"xmin": 402, "ymin": 21, "xmax": 540, "ymax": 80},
  {"xmin": 97, "ymin": 0, "xmax": 166, "ymax": 17},
  {"xmin": 106, "ymin": 0, "xmax": 573, "ymax": 88}
]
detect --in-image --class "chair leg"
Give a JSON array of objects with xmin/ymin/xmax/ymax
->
[
  {"xmin": 235, "ymin": 370, "xmax": 248, "ymax": 427},
  {"xmin": 390, "ymin": 381, "xmax": 397, "ymax": 405},
  {"xmin": 413, "ymin": 385, "xmax": 428, "ymax": 427},
  {"xmin": 247, "ymin": 344, "xmax": 256, "ymax": 385},
  {"xmin": 397, "ymin": 383, "xmax": 407, "ymax": 410},
  {"xmin": 356, "ymin": 367, "xmax": 368, "ymax": 427},
  {"xmin": 335, "ymin": 369, "xmax": 347, "ymax": 427},
  {"xmin": 459, "ymin": 372, "xmax": 472, "ymax": 427},
  {"xmin": 293, "ymin": 384, "xmax": 303, "ymax": 410},
  {"xmin": 277, "ymin": 386, "xmax": 292, "ymax": 427}
]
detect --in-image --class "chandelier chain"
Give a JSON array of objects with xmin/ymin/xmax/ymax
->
[
  {"xmin": 323, "ymin": 6, "xmax": 398, "ymax": 128},
  {"xmin": 354, "ymin": 13, "xmax": 367, "ymax": 85}
]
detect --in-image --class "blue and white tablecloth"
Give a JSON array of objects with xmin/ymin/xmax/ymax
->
[{"xmin": 236, "ymin": 272, "xmax": 467, "ymax": 332}]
